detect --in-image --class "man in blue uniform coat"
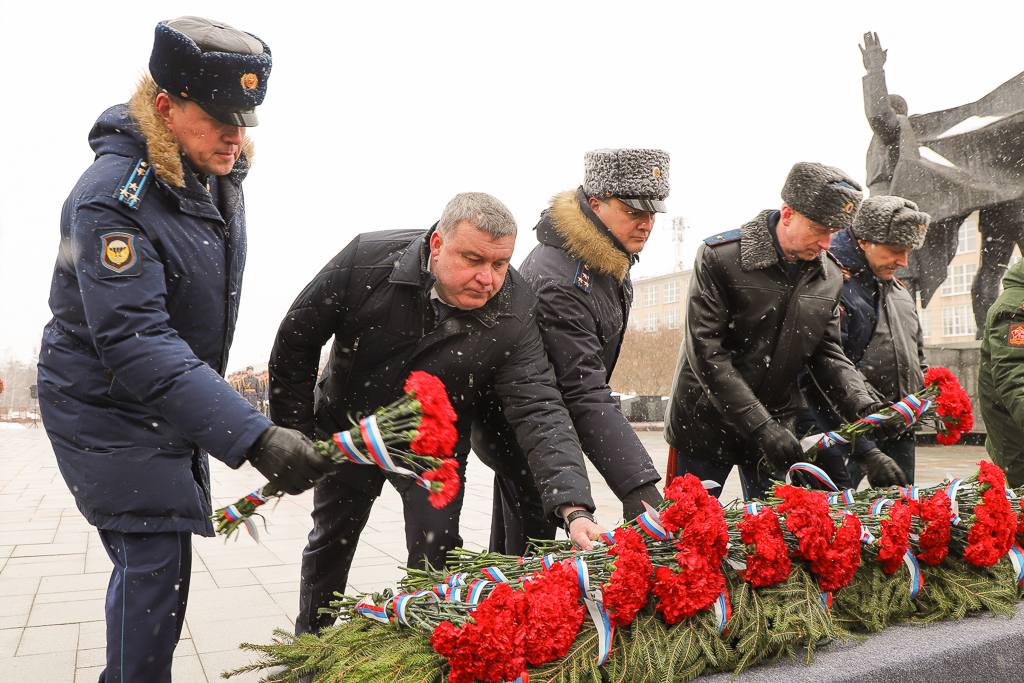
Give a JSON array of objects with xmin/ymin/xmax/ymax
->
[{"xmin": 37, "ymin": 17, "xmax": 336, "ymax": 682}]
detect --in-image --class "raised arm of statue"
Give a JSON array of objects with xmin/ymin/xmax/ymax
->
[{"xmin": 861, "ymin": 32, "xmax": 900, "ymax": 145}]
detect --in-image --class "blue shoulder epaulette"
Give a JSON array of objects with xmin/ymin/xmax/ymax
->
[
  {"xmin": 825, "ymin": 251, "xmax": 845, "ymax": 271},
  {"xmin": 574, "ymin": 261, "xmax": 592, "ymax": 293},
  {"xmin": 704, "ymin": 229, "xmax": 741, "ymax": 246},
  {"xmin": 113, "ymin": 158, "xmax": 154, "ymax": 210}
]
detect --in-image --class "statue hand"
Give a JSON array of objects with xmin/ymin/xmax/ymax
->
[{"xmin": 860, "ymin": 31, "xmax": 887, "ymax": 72}]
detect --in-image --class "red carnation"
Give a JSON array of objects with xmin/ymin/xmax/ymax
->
[
  {"xmin": 965, "ymin": 462, "xmax": 1017, "ymax": 567},
  {"xmin": 738, "ymin": 507, "xmax": 792, "ymax": 587},
  {"xmin": 877, "ymin": 500, "xmax": 913, "ymax": 574},
  {"xmin": 430, "ymin": 582, "xmax": 528, "ymax": 683},
  {"xmin": 601, "ymin": 527, "xmax": 654, "ymax": 626},
  {"xmin": 422, "ymin": 458, "xmax": 460, "ymax": 509},
  {"xmin": 776, "ymin": 485, "xmax": 862, "ymax": 591},
  {"xmin": 652, "ymin": 553, "xmax": 725, "ymax": 624},
  {"xmin": 521, "ymin": 561, "xmax": 587, "ymax": 665},
  {"xmin": 908, "ymin": 490, "xmax": 952, "ymax": 565},
  {"xmin": 405, "ymin": 372, "xmax": 458, "ymax": 457},
  {"xmin": 924, "ymin": 367, "xmax": 974, "ymax": 444}
]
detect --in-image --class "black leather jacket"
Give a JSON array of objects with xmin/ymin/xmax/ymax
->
[
  {"xmin": 269, "ymin": 227, "xmax": 595, "ymax": 520},
  {"xmin": 665, "ymin": 210, "xmax": 874, "ymax": 455}
]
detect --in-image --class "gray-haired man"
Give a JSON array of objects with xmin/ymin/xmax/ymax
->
[
  {"xmin": 473, "ymin": 149, "xmax": 669, "ymax": 554},
  {"xmin": 269, "ymin": 192, "xmax": 607, "ymax": 636}
]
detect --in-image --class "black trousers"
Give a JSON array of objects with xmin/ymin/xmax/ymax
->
[
  {"xmin": 97, "ymin": 530, "xmax": 191, "ymax": 683},
  {"xmin": 295, "ymin": 451, "xmax": 468, "ymax": 636}
]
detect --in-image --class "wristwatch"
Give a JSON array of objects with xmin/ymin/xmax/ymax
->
[{"xmin": 563, "ymin": 509, "xmax": 596, "ymax": 535}]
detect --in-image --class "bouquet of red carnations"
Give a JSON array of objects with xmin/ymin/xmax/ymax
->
[
  {"xmin": 214, "ymin": 372, "xmax": 460, "ymax": 541},
  {"xmin": 801, "ymin": 366, "xmax": 974, "ymax": 457}
]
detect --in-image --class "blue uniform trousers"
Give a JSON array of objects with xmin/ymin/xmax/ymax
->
[{"xmin": 97, "ymin": 530, "xmax": 191, "ymax": 683}]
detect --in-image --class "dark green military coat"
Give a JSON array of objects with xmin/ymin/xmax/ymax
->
[{"xmin": 979, "ymin": 258, "xmax": 1024, "ymax": 487}]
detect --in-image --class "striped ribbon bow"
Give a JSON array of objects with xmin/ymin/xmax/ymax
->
[
  {"xmin": 332, "ymin": 415, "xmax": 434, "ymax": 492},
  {"xmin": 787, "ymin": 462, "xmax": 840, "ymax": 492}
]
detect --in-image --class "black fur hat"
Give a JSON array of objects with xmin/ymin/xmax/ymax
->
[
  {"xmin": 852, "ymin": 195, "xmax": 930, "ymax": 249},
  {"xmin": 150, "ymin": 16, "xmax": 272, "ymax": 127},
  {"xmin": 781, "ymin": 162, "xmax": 863, "ymax": 231}
]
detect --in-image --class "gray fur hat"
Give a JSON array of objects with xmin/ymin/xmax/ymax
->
[
  {"xmin": 583, "ymin": 148, "xmax": 670, "ymax": 213},
  {"xmin": 781, "ymin": 162, "xmax": 863, "ymax": 231},
  {"xmin": 852, "ymin": 195, "xmax": 930, "ymax": 249}
]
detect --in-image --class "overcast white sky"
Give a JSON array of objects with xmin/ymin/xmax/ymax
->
[{"xmin": 2, "ymin": 1, "xmax": 1023, "ymax": 369}]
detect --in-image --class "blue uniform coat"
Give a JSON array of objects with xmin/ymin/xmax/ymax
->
[{"xmin": 38, "ymin": 82, "xmax": 271, "ymax": 535}]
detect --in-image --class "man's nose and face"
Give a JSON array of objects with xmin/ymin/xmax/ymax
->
[
  {"xmin": 859, "ymin": 240, "xmax": 912, "ymax": 280},
  {"xmin": 430, "ymin": 221, "xmax": 516, "ymax": 310},
  {"xmin": 589, "ymin": 197, "xmax": 656, "ymax": 254},
  {"xmin": 777, "ymin": 205, "xmax": 841, "ymax": 262},
  {"xmin": 156, "ymin": 93, "xmax": 245, "ymax": 176}
]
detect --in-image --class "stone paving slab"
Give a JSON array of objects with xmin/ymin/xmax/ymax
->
[{"xmin": 0, "ymin": 426, "xmax": 998, "ymax": 681}]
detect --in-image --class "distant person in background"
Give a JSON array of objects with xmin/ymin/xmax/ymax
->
[
  {"xmin": 35, "ymin": 17, "xmax": 336, "ymax": 683},
  {"xmin": 238, "ymin": 365, "xmax": 263, "ymax": 409},
  {"xmin": 796, "ymin": 196, "xmax": 930, "ymax": 488},
  {"xmin": 473, "ymin": 149, "xmax": 668, "ymax": 554},
  {"xmin": 979, "ymin": 257, "xmax": 1024, "ymax": 488},
  {"xmin": 664, "ymin": 162, "xmax": 906, "ymax": 501}
]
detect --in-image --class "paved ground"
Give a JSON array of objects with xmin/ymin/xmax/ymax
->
[{"xmin": 0, "ymin": 425, "xmax": 993, "ymax": 682}]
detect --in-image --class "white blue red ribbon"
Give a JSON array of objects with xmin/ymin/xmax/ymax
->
[
  {"xmin": 1006, "ymin": 488, "xmax": 1018, "ymax": 500},
  {"xmin": 820, "ymin": 591, "xmax": 833, "ymax": 611},
  {"xmin": 788, "ymin": 462, "xmax": 840, "ymax": 492},
  {"xmin": 828, "ymin": 489, "xmax": 856, "ymax": 507},
  {"xmin": 333, "ymin": 416, "xmax": 436, "ymax": 491},
  {"xmin": 446, "ymin": 572, "xmax": 468, "ymax": 587},
  {"xmin": 897, "ymin": 486, "xmax": 921, "ymax": 501},
  {"xmin": 944, "ymin": 478, "xmax": 965, "ymax": 524},
  {"xmin": 543, "ymin": 554, "xmax": 557, "ymax": 570},
  {"xmin": 333, "ymin": 430, "xmax": 375, "ymax": 466},
  {"xmin": 800, "ymin": 430, "xmax": 850, "ymax": 453},
  {"xmin": 636, "ymin": 502, "xmax": 669, "ymax": 540},
  {"xmin": 713, "ymin": 588, "xmax": 731, "ymax": 634},
  {"xmin": 1009, "ymin": 542, "xmax": 1024, "ymax": 587},
  {"xmin": 902, "ymin": 549, "xmax": 922, "ymax": 599},
  {"xmin": 870, "ymin": 498, "xmax": 894, "ymax": 516},
  {"xmin": 482, "ymin": 566, "xmax": 509, "ymax": 583},
  {"xmin": 744, "ymin": 502, "xmax": 762, "ymax": 516},
  {"xmin": 598, "ymin": 531, "xmax": 615, "ymax": 546},
  {"xmin": 392, "ymin": 590, "xmax": 437, "ymax": 627},
  {"xmin": 842, "ymin": 509, "xmax": 875, "ymax": 544},
  {"xmin": 584, "ymin": 597, "xmax": 614, "ymax": 666},
  {"xmin": 569, "ymin": 557, "xmax": 591, "ymax": 597},
  {"xmin": 355, "ymin": 596, "xmax": 390, "ymax": 623},
  {"xmin": 466, "ymin": 579, "xmax": 490, "ymax": 604}
]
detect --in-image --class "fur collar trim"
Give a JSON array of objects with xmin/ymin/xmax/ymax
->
[
  {"xmin": 128, "ymin": 74, "xmax": 255, "ymax": 188},
  {"xmin": 547, "ymin": 190, "xmax": 631, "ymax": 283},
  {"xmin": 739, "ymin": 209, "xmax": 828, "ymax": 276}
]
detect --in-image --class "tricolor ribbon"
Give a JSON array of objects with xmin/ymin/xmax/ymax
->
[
  {"xmin": 828, "ymin": 489, "xmax": 856, "ymax": 507},
  {"xmin": 820, "ymin": 591, "xmax": 833, "ymax": 611},
  {"xmin": 482, "ymin": 566, "xmax": 510, "ymax": 583},
  {"xmin": 1006, "ymin": 488, "xmax": 1019, "ymax": 500},
  {"xmin": 788, "ymin": 462, "xmax": 840, "ymax": 492},
  {"xmin": 466, "ymin": 579, "xmax": 490, "ymax": 604},
  {"xmin": 332, "ymin": 416, "xmax": 437, "ymax": 491},
  {"xmin": 569, "ymin": 557, "xmax": 591, "ymax": 597},
  {"xmin": 800, "ymin": 430, "xmax": 850, "ymax": 453},
  {"xmin": 870, "ymin": 498, "xmax": 894, "ymax": 516},
  {"xmin": 842, "ymin": 509, "xmax": 875, "ymax": 544},
  {"xmin": 897, "ymin": 486, "xmax": 921, "ymax": 501},
  {"xmin": 902, "ymin": 549, "xmax": 922, "ymax": 599},
  {"xmin": 744, "ymin": 502, "xmax": 762, "ymax": 516},
  {"xmin": 446, "ymin": 572, "xmax": 468, "ymax": 587},
  {"xmin": 713, "ymin": 588, "xmax": 731, "ymax": 634},
  {"xmin": 636, "ymin": 502, "xmax": 669, "ymax": 540},
  {"xmin": 542, "ymin": 555, "xmax": 557, "ymax": 570},
  {"xmin": 392, "ymin": 590, "xmax": 437, "ymax": 627},
  {"xmin": 584, "ymin": 597, "xmax": 614, "ymax": 666},
  {"xmin": 598, "ymin": 532, "xmax": 616, "ymax": 546},
  {"xmin": 888, "ymin": 394, "xmax": 931, "ymax": 425},
  {"xmin": 333, "ymin": 430, "xmax": 376, "ymax": 466},
  {"xmin": 1009, "ymin": 542, "xmax": 1024, "ymax": 587},
  {"xmin": 944, "ymin": 478, "xmax": 965, "ymax": 524},
  {"xmin": 355, "ymin": 596, "xmax": 390, "ymax": 623}
]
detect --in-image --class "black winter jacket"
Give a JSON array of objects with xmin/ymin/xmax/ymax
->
[
  {"xmin": 665, "ymin": 210, "xmax": 874, "ymax": 461},
  {"xmin": 472, "ymin": 189, "xmax": 660, "ymax": 499},
  {"xmin": 269, "ymin": 227, "xmax": 595, "ymax": 520}
]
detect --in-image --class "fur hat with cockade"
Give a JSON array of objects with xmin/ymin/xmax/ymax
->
[
  {"xmin": 583, "ymin": 149, "xmax": 670, "ymax": 213},
  {"xmin": 781, "ymin": 162, "xmax": 863, "ymax": 232},
  {"xmin": 852, "ymin": 195, "xmax": 930, "ymax": 250}
]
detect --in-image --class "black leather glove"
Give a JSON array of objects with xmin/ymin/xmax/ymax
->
[
  {"xmin": 751, "ymin": 419, "xmax": 804, "ymax": 474},
  {"xmin": 862, "ymin": 401, "xmax": 908, "ymax": 441},
  {"xmin": 246, "ymin": 426, "xmax": 339, "ymax": 495},
  {"xmin": 853, "ymin": 447, "xmax": 908, "ymax": 488},
  {"xmin": 622, "ymin": 482, "xmax": 664, "ymax": 519}
]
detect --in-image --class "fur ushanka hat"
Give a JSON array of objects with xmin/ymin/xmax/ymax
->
[
  {"xmin": 852, "ymin": 195, "xmax": 930, "ymax": 250},
  {"xmin": 583, "ymin": 149, "xmax": 670, "ymax": 213},
  {"xmin": 781, "ymin": 162, "xmax": 863, "ymax": 231}
]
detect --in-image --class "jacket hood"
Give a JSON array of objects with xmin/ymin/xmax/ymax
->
[
  {"xmin": 1003, "ymin": 257, "xmax": 1024, "ymax": 292},
  {"xmin": 538, "ymin": 189, "xmax": 633, "ymax": 283},
  {"xmin": 740, "ymin": 209, "xmax": 829, "ymax": 276},
  {"xmin": 89, "ymin": 74, "xmax": 254, "ymax": 188},
  {"xmin": 830, "ymin": 229, "xmax": 871, "ymax": 277}
]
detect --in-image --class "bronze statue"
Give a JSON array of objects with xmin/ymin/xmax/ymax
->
[{"xmin": 861, "ymin": 32, "xmax": 1024, "ymax": 336}]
